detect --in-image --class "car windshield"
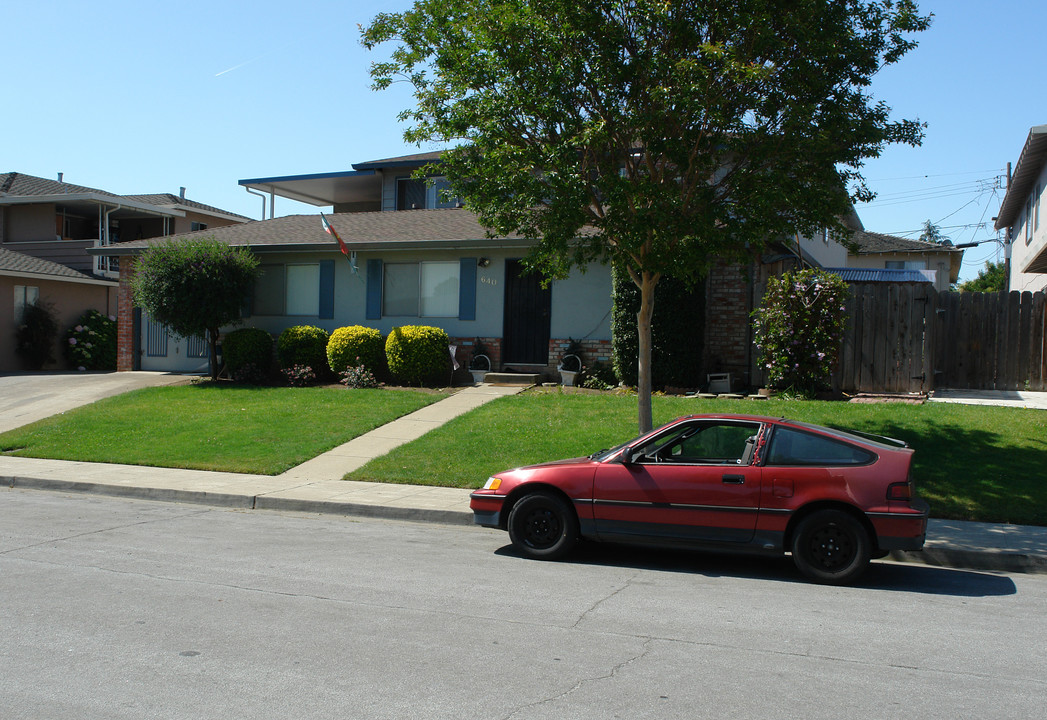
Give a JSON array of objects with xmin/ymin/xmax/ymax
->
[{"xmin": 588, "ymin": 421, "xmax": 678, "ymax": 462}]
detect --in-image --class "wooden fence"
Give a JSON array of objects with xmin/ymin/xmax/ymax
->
[{"xmin": 833, "ymin": 285, "xmax": 1047, "ymax": 394}]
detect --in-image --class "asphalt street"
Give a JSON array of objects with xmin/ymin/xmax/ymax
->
[{"xmin": 2, "ymin": 490, "xmax": 1044, "ymax": 720}]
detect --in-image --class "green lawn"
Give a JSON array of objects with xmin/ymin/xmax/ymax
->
[
  {"xmin": 346, "ymin": 390, "xmax": 1047, "ymax": 527},
  {"xmin": 0, "ymin": 384, "xmax": 447, "ymax": 475}
]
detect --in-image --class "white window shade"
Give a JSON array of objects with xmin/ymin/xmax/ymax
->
[
  {"xmin": 420, "ymin": 262, "xmax": 459, "ymax": 317},
  {"xmin": 286, "ymin": 264, "xmax": 320, "ymax": 316},
  {"xmin": 383, "ymin": 263, "xmax": 420, "ymax": 316}
]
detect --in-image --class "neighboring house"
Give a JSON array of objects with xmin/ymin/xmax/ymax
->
[
  {"xmin": 0, "ymin": 172, "xmax": 250, "ymax": 280},
  {"xmin": 995, "ymin": 124, "xmax": 1047, "ymax": 293},
  {"xmin": 832, "ymin": 229, "xmax": 962, "ymax": 293},
  {"xmin": 1, "ymin": 247, "xmax": 117, "ymax": 372}
]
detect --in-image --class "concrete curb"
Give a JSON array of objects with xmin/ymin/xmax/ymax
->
[
  {"xmin": 890, "ymin": 548, "xmax": 1047, "ymax": 575},
  {"xmin": 7, "ymin": 472, "xmax": 1046, "ymax": 575},
  {"xmin": 6, "ymin": 474, "xmax": 474, "ymax": 526}
]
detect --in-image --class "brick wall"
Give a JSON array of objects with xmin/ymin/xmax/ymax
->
[
  {"xmin": 702, "ymin": 260, "xmax": 754, "ymax": 386},
  {"xmin": 117, "ymin": 258, "xmax": 137, "ymax": 371},
  {"xmin": 548, "ymin": 337, "xmax": 612, "ymax": 369}
]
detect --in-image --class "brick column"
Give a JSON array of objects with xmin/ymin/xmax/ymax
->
[{"xmin": 117, "ymin": 259, "xmax": 137, "ymax": 371}]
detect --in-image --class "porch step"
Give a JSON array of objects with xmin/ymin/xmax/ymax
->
[{"xmin": 483, "ymin": 372, "xmax": 543, "ymax": 386}]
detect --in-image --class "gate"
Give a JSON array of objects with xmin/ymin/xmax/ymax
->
[{"xmin": 831, "ymin": 286, "xmax": 1047, "ymax": 393}]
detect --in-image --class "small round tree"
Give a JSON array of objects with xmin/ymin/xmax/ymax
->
[
  {"xmin": 131, "ymin": 238, "xmax": 260, "ymax": 381},
  {"xmin": 752, "ymin": 268, "xmax": 849, "ymax": 397}
]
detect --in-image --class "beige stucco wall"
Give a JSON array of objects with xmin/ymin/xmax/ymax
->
[
  {"xmin": 1, "ymin": 275, "xmax": 117, "ymax": 372},
  {"xmin": 2, "ymin": 204, "xmax": 56, "ymax": 243},
  {"xmin": 1009, "ymin": 162, "xmax": 1047, "ymax": 293}
]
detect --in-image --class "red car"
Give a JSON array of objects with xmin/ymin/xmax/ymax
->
[{"xmin": 470, "ymin": 414, "xmax": 928, "ymax": 584}]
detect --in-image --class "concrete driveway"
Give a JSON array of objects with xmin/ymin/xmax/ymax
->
[{"xmin": 0, "ymin": 372, "xmax": 192, "ymax": 434}]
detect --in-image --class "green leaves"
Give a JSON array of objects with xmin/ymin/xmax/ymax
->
[{"xmin": 131, "ymin": 238, "xmax": 260, "ymax": 379}]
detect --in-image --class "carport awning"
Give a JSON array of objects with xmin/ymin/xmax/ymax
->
[{"xmin": 238, "ymin": 170, "xmax": 381, "ymax": 207}]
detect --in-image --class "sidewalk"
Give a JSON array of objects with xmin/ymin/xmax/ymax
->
[{"xmin": 2, "ymin": 382, "xmax": 1046, "ymax": 575}]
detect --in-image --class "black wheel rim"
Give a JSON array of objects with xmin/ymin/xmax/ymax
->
[
  {"xmin": 807, "ymin": 523, "xmax": 856, "ymax": 571},
  {"xmin": 521, "ymin": 506, "xmax": 562, "ymax": 549}
]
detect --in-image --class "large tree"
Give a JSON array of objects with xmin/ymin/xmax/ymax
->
[
  {"xmin": 364, "ymin": 0, "xmax": 929, "ymax": 432},
  {"xmin": 131, "ymin": 238, "xmax": 260, "ymax": 381}
]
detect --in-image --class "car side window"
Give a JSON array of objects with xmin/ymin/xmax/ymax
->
[
  {"xmin": 765, "ymin": 427, "xmax": 875, "ymax": 466},
  {"xmin": 652, "ymin": 423, "xmax": 760, "ymax": 465}
]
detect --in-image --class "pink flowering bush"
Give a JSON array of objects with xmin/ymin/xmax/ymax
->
[
  {"xmin": 64, "ymin": 310, "xmax": 117, "ymax": 371},
  {"xmin": 752, "ymin": 269, "xmax": 849, "ymax": 396}
]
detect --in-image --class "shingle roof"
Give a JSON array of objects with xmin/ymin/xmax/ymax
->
[
  {"xmin": 122, "ymin": 193, "xmax": 251, "ymax": 220},
  {"xmin": 0, "ymin": 247, "xmax": 109, "ymax": 282},
  {"xmin": 352, "ymin": 151, "xmax": 446, "ymax": 170},
  {"xmin": 1, "ymin": 173, "xmax": 248, "ymax": 220},
  {"xmin": 0, "ymin": 172, "xmax": 120, "ymax": 198},
  {"xmin": 848, "ymin": 229, "xmax": 960, "ymax": 255},
  {"xmin": 90, "ymin": 208, "xmax": 529, "ymax": 256}
]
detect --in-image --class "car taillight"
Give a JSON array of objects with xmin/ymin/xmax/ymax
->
[{"xmin": 887, "ymin": 481, "xmax": 912, "ymax": 501}]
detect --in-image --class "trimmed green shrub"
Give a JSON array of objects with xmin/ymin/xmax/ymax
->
[
  {"xmin": 223, "ymin": 328, "xmax": 274, "ymax": 382},
  {"xmin": 277, "ymin": 325, "xmax": 331, "ymax": 376},
  {"xmin": 386, "ymin": 325, "xmax": 450, "ymax": 385},
  {"xmin": 611, "ymin": 263, "xmax": 705, "ymax": 388},
  {"xmin": 64, "ymin": 309, "xmax": 117, "ymax": 371},
  {"xmin": 16, "ymin": 301, "xmax": 59, "ymax": 370},
  {"xmin": 327, "ymin": 325, "xmax": 384, "ymax": 375},
  {"xmin": 130, "ymin": 236, "xmax": 260, "ymax": 381},
  {"xmin": 752, "ymin": 268, "xmax": 848, "ymax": 396}
]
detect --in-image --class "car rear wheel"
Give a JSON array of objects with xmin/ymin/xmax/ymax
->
[
  {"xmin": 791, "ymin": 509, "xmax": 871, "ymax": 585},
  {"xmin": 507, "ymin": 492, "xmax": 579, "ymax": 560}
]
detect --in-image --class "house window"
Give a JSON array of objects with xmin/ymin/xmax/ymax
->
[
  {"xmin": 382, "ymin": 261, "xmax": 460, "ymax": 317},
  {"xmin": 396, "ymin": 178, "xmax": 427, "ymax": 210},
  {"xmin": 1027, "ymin": 199, "xmax": 1034, "ymax": 245},
  {"xmin": 13, "ymin": 285, "xmax": 39, "ymax": 321},
  {"xmin": 191, "ymin": 221, "xmax": 208, "ymax": 231},
  {"xmin": 252, "ymin": 263, "xmax": 320, "ymax": 316},
  {"xmin": 885, "ymin": 260, "xmax": 926, "ymax": 271},
  {"xmin": 396, "ymin": 176, "xmax": 459, "ymax": 211},
  {"xmin": 1035, "ymin": 184, "xmax": 1041, "ymax": 232},
  {"xmin": 286, "ymin": 264, "xmax": 320, "ymax": 316}
]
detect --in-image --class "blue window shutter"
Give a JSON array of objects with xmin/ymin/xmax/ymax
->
[
  {"xmin": 459, "ymin": 258, "xmax": 477, "ymax": 321},
  {"xmin": 319, "ymin": 260, "xmax": 335, "ymax": 319},
  {"xmin": 366, "ymin": 259, "xmax": 383, "ymax": 320}
]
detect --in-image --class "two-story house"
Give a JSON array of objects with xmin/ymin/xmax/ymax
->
[
  {"xmin": 994, "ymin": 124, "xmax": 1047, "ymax": 293},
  {"xmin": 0, "ymin": 172, "xmax": 250, "ymax": 280}
]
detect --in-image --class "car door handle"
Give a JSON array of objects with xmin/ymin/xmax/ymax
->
[{"xmin": 722, "ymin": 474, "xmax": 746, "ymax": 484}]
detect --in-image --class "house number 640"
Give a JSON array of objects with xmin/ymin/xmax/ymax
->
[{"xmin": 481, "ymin": 276, "xmax": 498, "ymax": 286}]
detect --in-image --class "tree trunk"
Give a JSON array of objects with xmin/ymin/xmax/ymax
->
[
  {"xmin": 208, "ymin": 327, "xmax": 220, "ymax": 382},
  {"xmin": 636, "ymin": 272, "xmax": 657, "ymax": 434}
]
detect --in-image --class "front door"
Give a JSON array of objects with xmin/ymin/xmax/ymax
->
[
  {"xmin": 140, "ymin": 314, "xmax": 209, "ymax": 373},
  {"xmin": 502, "ymin": 259, "xmax": 551, "ymax": 364}
]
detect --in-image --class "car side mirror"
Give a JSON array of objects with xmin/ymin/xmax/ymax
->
[{"xmin": 621, "ymin": 447, "xmax": 641, "ymax": 465}]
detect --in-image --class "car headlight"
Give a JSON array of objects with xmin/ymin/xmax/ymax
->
[{"xmin": 482, "ymin": 476, "xmax": 502, "ymax": 491}]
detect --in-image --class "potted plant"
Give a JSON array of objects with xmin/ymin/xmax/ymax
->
[
  {"xmin": 469, "ymin": 338, "xmax": 492, "ymax": 383},
  {"xmin": 557, "ymin": 339, "xmax": 584, "ymax": 386}
]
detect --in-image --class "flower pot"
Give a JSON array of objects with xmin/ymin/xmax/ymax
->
[
  {"xmin": 559, "ymin": 369, "xmax": 579, "ymax": 386},
  {"xmin": 470, "ymin": 370, "xmax": 488, "ymax": 384}
]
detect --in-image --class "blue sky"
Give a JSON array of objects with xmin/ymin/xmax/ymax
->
[{"xmin": 5, "ymin": 0, "xmax": 1045, "ymax": 282}]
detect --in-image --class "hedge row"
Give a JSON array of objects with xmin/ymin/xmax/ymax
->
[{"xmin": 224, "ymin": 324, "xmax": 452, "ymax": 387}]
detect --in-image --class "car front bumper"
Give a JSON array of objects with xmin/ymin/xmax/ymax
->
[{"xmin": 470, "ymin": 491, "xmax": 505, "ymax": 528}]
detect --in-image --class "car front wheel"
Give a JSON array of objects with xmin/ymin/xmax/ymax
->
[
  {"xmin": 507, "ymin": 492, "xmax": 579, "ymax": 560},
  {"xmin": 791, "ymin": 509, "xmax": 871, "ymax": 585}
]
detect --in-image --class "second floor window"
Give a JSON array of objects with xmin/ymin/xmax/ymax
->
[{"xmin": 396, "ymin": 176, "xmax": 459, "ymax": 211}]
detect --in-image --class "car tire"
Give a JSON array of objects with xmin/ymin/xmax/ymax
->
[
  {"xmin": 791, "ymin": 509, "xmax": 871, "ymax": 585},
  {"xmin": 507, "ymin": 492, "xmax": 579, "ymax": 560}
]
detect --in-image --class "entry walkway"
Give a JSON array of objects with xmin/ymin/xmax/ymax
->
[{"xmin": 929, "ymin": 388, "xmax": 1047, "ymax": 410}]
